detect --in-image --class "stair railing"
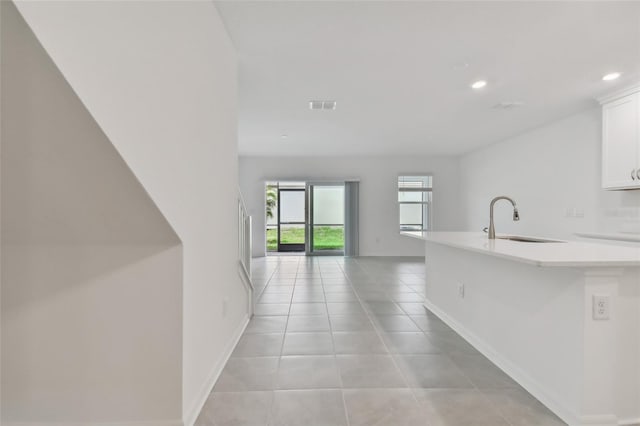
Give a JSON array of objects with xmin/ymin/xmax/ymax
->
[{"xmin": 238, "ymin": 190, "xmax": 253, "ymax": 314}]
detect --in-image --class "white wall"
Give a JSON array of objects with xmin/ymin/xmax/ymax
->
[
  {"xmin": 240, "ymin": 156, "xmax": 462, "ymax": 257},
  {"xmin": 617, "ymin": 269, "xmax": 640, "ymax": 421},
  {"xmin": 460, "ymin": 107, "xmax": 640, "ymax": 239},
  {"xmin": 2, "ymin": 246, "xmax": 183, "ymax": 424},
  {"xmin": 1, "ymin": 2, "xmax": 182, "ymax": 423},
  {"xmin": 458, "ymin": 106, "xmax": 640, "ymax": 422},
  {"xmin": 12, "ymin": 1, "xmax": 246, "ymax": 424}
]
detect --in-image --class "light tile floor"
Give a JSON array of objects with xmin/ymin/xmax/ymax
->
[{"xmin": 196, "ymin": 256, "xmax": 566, "ymax": 426}]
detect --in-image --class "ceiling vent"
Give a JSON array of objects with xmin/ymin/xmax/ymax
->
[
  {"xmin": 309, "ymin": 100, "xmax": 337, "ymax": 110},
  {"xmin": 492, "ymin": 101, "xmax": 524, "ymax": 110}
]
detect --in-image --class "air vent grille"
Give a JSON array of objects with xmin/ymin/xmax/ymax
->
[{"xmin": 309, "ymin": 100, "xmax": 337, "ymax": 110}]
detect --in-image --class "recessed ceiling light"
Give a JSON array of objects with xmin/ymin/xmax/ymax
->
[
  {"xmin": 281, "ymin": 134, "xmax": 288, "ymax": 139},
  {"xmin": 602, "ymin": 72, "xmax": 621, "ymax": 81},
  {"xmin": 471, "ymin": 80, "xmax": 487, "ymax": 89}
]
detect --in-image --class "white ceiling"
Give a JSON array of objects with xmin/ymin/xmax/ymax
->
[{"xmin": 215, "ymin": 1, "xmax": 640, "ymax": 157}]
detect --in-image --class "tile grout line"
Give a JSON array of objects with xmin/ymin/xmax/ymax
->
[
  {"xmin": 323, "ymin": 258, "xmax": 351, "ymax": 426},
  {"xmin": 263, "ymin": 257, "xmax": 299, "ymax": 426},
  {"xmin": 337, "ymin": 259, "xmax": 421, "ymax": 405},
  {"xmin": 249, "ymin": 257, "xmax": 550, "ymax": 426},
  {"xmin": 322, "ymin": 258, "xmax": 351, "ymax": 426},
  {"xmin": 348, "ymin": 258, "xmax": 516, "ymax": 425},
  {"xmin": 353, "ymin": 258, "xmax": 483, "ymax": 405},
  {"xmin": 271, "ymin": 256, "xmax": 322, "ymax": 423},
  {"xmin": 261, "ymin": 259, "xmax": 284, "ymax": 426},
  {"xmin": 477, "ymin": 389, "xmax": 516, "ymax": 426}
]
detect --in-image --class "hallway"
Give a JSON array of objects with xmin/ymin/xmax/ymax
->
[{"xmin": 196, "ymin": 256, "xmax": 564, "ymax": 426}]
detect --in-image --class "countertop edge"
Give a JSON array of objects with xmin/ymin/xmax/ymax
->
[
  {"xmin": 575, "ymin": 232, "xmax": 640, "ymax": 243},
  {"xmin": 401, "ymin": 232, "xmax": 640, "ymax": 268}
]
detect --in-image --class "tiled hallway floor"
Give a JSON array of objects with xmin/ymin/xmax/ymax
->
[{"xmin": 196, "ymin": 256, "xmax": 565, "ymax": 426}]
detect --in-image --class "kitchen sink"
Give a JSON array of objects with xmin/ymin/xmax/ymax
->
[{"xmin": 496, "ymin": 235, "xmax": 566, "ymax": 243}]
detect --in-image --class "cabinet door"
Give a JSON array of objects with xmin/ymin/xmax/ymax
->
[{"xmin": 602, "ymin": 93, "xmax": 640, "ymax": 189}]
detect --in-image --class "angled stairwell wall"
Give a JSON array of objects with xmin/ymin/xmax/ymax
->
[
  {"xmin": 1, "ymin": 1, "xmax": 183, "ymax": 424},
  {"xmin": 9, "ymin": 1, "xmax": 247, "ymax": 424}
]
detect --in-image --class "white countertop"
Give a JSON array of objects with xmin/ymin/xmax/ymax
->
[
  {"xmin": 402, "ymin": 231, "xmax": 640, "ymax": 268},
  {"xmin": 575, "ymin": 232, "xmax": 640, "ymax": 243}
]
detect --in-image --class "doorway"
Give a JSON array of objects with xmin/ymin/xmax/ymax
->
[
  {"xmin": 265, "ymin": 181, "xmax": 346, "ymax": 256},
  {"xmin": 306, "ymin": 183, "xmax": 345, "ymax": 255},
  {"xmin": 277, "ymin": 183, "xmax": 306, "ymax": 252}
]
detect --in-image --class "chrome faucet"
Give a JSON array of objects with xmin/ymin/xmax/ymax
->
[{"xmin": 488, "ymin": 196, "xmax": 520, "ymax": 239}]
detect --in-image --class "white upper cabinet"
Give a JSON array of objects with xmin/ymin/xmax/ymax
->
[{"xmin": 600, "ymin": 85, "xmax": 640, "ymax": 190}]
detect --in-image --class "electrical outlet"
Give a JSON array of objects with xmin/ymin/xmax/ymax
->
[
  {"xmin": 565, "ymin": 207, "xmax": 585, "ymax": 218},
  {"xmin": 458, "ymin": 283, "xmax": 465, "ymax": 299},
  {"xmin": 592, "ymin": 294, "xmax": 610, "ymax": 320}
]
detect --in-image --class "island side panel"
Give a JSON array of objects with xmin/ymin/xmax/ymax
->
[
  {"xmin": 424, "ymin": 242, "xmax": 590, "ymax": 425},
  {"xmin": 616, "ymin": 268, "xmax": 640, "ymax": 423},
  {"xmin": 579, "ymin": 269, "xmax": 620, "ymax": 425}
]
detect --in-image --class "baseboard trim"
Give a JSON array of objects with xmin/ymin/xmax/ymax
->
[
  {"xmin": 423, "ymin": 299, "xmax": 595, "ymax": 426},
  {"xmin": 577, "ymin": 415, "xmax": 621, "ymax": 426},
  {"xmin": 2, "ymin": 421, "xmax": 183, "ymax": 426},
  {"xmin": 182, "ymin": 314, "xmax": 250, "ymax": 426}
]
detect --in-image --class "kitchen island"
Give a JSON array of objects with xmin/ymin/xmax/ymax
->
[{"xmin": 403, "ymin": 231, "xmax": 640, "ymax": 426}]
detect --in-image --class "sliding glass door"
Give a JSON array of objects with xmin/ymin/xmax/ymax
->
[
  {"xmin": 265, "ymin": 180, "xmax": 356, "ymax": 256},
  {"xmin": 306, "ymin": 183, "xmax": 345, "ymax": 255},
  {"xmin": 277, "ymin": 187, "xmax": 306, "ymax": 252}
]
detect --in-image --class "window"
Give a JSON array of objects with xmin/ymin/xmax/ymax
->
[{"xmin": 398, "ymin": 175, "xmax": 432, "ymax": 231}]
